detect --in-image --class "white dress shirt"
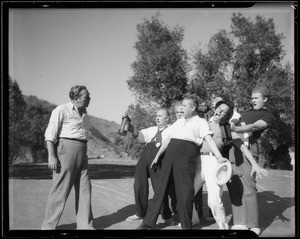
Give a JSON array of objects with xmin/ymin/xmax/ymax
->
[
  {"xmin": 169, "ymin": 115, "xmax": 213, "ymax": 146},
  {"xmin": 44, "ymin": 102, "xmax": 90, "ymax": 144},
  {"xmin": 138, "ymin": 125, "xmax": 171, "ymax": 144}
]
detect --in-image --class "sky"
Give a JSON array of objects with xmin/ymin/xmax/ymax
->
[{"xmin": 8, "ymin": 2, "xmax": 294, "ymax": 124}]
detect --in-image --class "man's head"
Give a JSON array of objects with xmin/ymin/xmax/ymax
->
[
  {"xmin": 69, "ymin": 85, "xmax": 91, "ymax": 109},
  {"xmin": 214, "ymin": 101, "xmax": 234, "ymax": 124},
  {"xmin": 174, "ymin": 101, "xmax": 184, "ymax": 119},
  {"xmin": 156, "ymin": 108, "xmax": 170, "ymax": 128},
  {"xmin": 251, "ymin": 86, "xmax": 268, "ymax": 110},
  {"xmin": 182, "ymin": 94, "xmax": 199, "ymax": 119}
]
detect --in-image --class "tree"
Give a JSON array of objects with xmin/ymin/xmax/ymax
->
[
  {"xmin": 121, "ymin": 103, "xmax": 157, "ymax": 160},
  {"xmin": 127, "ymin": 13, "xmax": 190, "ymax": 108},
  {"xmin": 189, "ymin": 13, "xmax": 294, "ymax": 168},
  {"xmin": 21, "ymin": 96, "xmax": 54, "ymax": 162},
  {"xmin": 8, "ymin": 77, "xmax": 27, "ymax": 163},
  {"xmin": 8, "ymin": 80, "xmax": 55, "ymax": 163},
  {"xmin": 125, "ymin": 14, "xmax": 190, "ymax": 159}
]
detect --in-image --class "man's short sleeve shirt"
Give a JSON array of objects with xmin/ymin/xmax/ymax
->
[
  {"xmin": 169, "ymin": 115, "xmax": 213, "ymax": 146},
  {"xmin": 138, "ymin": 125, "xmax": 172, "ymax": 144}
]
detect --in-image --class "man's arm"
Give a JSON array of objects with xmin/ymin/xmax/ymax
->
[
  {"xmin": 204, "ymin": 134, "xmax": 228, "ymax": 163},
  {"xmin": 150, "ymin": 135, "xmax": 171, "ymax": 168},
  {"xmin": 239, "ymin": 143, "xmax": 268, "ymax": 178},
  {"xmin": 45, "ymin": 140, "xmax": 60, "ymax": 172},
  {"xmin": 231, "ymin": 119, "xmax": 268, "ymax": 133},
  {"xmin": 128, "ymin": 123, "xmax": 139, "ymax": 138}
]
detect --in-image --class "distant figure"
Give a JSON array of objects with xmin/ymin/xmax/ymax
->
[
  {"xmin": 289, "ymin": 147, "xmax": 295, "ymax": 172},
  {"xmin": 42, "ymin": 85, "xmax": 94, "ymax": 230}
]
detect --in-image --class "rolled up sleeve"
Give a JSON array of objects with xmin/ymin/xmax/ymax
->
[{"xmin": 44, "ymin": 106, "xmax": 64, "ymax": 144}]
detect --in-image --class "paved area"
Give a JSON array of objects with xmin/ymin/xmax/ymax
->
[{"xmin": 8, "ymin": 162, "xmax": 295, "ymax": 237}]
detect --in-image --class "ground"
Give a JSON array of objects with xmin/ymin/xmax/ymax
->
[{"xmin": 7, "ymin": 158, "xmax": 295, "ymax": 237}]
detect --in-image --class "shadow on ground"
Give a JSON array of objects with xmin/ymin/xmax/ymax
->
[
  {"xmin": 257, "ymin": 191, "xmax": 294, "ymax": 233},
  {"xmin": 57, "ymin": 204, "xmax": 136, "ymax": 230},
  {"xmin": 224, "ymin": 190, "xmax": 294, "ymax": 233},
  {"xmin": 9, "ymin": 164, "xmax": 135, "ymax": 180}
]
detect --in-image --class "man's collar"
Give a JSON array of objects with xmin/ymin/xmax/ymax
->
[
  {"xmin": 158, "ymin": 124, "xmax": 170, "ymax": 130},
  {"xmin": 69, "ymin": 101, "xmax": 76, "ymax": 110},
  {"xmin": 69, "ymin": 101, "xmax": 87, "ymax": 115}
]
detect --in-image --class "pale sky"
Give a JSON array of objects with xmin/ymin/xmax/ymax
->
[{"xmin": 9, "ymin": 3, "xmax": 294, "ymax": 123}]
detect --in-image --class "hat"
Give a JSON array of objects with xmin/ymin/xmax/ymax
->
[
  {"xmin": 215, "ymin": 100, "xmax": 234, "ymax": 110},
  {"xmin": 214, "ymin": 160, "xmax": 232, "ymax": 185},
  {"xmin": 215, "ymin": 101, "xmax": 235, "ymax": 120}
]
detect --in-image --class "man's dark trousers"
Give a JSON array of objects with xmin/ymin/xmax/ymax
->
[
  {"xmin": 143, "ymin": 139, "xmax": 199, "ymax": 229},
  {"xmin": 134, "ymin": 141, "xmax": 172, "ymax": 220}
]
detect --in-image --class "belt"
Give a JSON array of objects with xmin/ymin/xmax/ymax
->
[
  {"xmin": 200, "ymin": 152, "xmax": 213, "ymax": 156},
  {"xmin": 60, "ymin": 137, "xmax": 87, "ymax": 144}
]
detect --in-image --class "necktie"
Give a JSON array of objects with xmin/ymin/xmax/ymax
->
[
  {"xmin": 151, "ymin": 126, "xmax": 167, "ymax": 147},
  {"xmin": 151, "ymin": 129, "xmax": 162, "ymax": 143}
]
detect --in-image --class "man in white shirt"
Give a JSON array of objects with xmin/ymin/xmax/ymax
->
[
  {"xmin": 125, "ymin": 108, "xmax": 174, "ymax": 225},
  {"xmin": 137, "ymin": 94, "xmax": 228, "ymax": 229},
  {"xmin": 42, "ymin": 85, "xmax": 94, "ymax": 230}
]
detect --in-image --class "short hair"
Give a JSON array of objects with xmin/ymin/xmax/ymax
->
[
  {"xmin": 172, "ymin": 100, "xmax": 182, "ymax": 110},
  {"xmin": 183, "ymin": 94, "xmax": 199, "ymax": 111},
  {"xmin": 158, "ymin": 107, "xmax": 170, "ymax": 117},
  {"xmin": 69, "ymin": 85, "xmax": 88, "ymax": 100},
  {"xmin": 252, "ymin": 85, "xmax": 269, "ymax": 99}
]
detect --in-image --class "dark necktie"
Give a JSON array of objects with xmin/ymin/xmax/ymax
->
[
  {"xmin": 151, "ymin": 129, "xmax": 162, "ymax": 143},
  {"xmin": 151, "ymin": 125, "xmax": 169, "ymax": 145}
]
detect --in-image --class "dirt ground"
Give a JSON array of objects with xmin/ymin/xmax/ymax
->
[{"xmin": 7, "ymin": 159, "xmax": 296, "ymax": 237}]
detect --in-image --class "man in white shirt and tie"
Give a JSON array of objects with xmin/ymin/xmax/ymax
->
[{"xmin": 125, "ymin": 108, "xmax": 175, "ymax": 226}]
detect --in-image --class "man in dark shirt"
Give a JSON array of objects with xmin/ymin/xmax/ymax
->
[
  {"xmin": 229, "ymin": 85, "xmax": 274, "ymax": 235},
  {"xmin": 230, "ymin": 86, "xmax": 274, "ymax": 162}
]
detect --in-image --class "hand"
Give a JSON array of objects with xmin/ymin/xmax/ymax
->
[
  {"xmin": 128, "ymin": 123, "xmax": 134, "ymax": 133},
  {"xmin": 151, "ymin": 156, "xmax": 159, "ymax": 169},
  {"xmin": 230, "ymin": 118, "xmax": 239, "ymax": 125},
  {"xmin": 229, "ymin": 122, "xmax": 236, "ymax": 132},
  {"xmin": 251, "ymin": 164, "xmax": 268, "ymax": 178},
  {"xmin": 48, "ymin": 155, "xmax": 60, "ymax": 172},
  {"xmin": 216, "ymin": 156, "xmax": 228, "ymax": 164}
]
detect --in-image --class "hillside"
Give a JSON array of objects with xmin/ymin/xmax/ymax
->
[{"xmin": 17, "ymin": 95, "xmax": 125, "ymax": 162}]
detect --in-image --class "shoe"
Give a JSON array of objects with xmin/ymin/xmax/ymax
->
[
  {"xmin": 137, "ymin": 223, "xmax": 153, "ymax": 230},
  {"xmin": 126, "ymin": 214, "xmax": 143, "ymax": 221},
  {"xmin": 231, "ymin": 224, "xmax": 248, "ymax": 230},
  {"xmin": 205, "ymin": 216, "xmax": 215, "ymax": 222},
  {"xmin": 250, "ymin": 227, "xmax": 261, "ymax": 235},
  {"xmin": 172, "ymin": 213, "xmax": 180, "ymax": 225},
  {"xmin": 178, "ymin": 223, "xmax": 182, "ymax": 228},
  {"xmin": 218, "ymin": 223, "xmax": 229, "ymax": 230},
  {"xmin": 164, "ymin": 218, "xmax": 175, "ymax": 226}
]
